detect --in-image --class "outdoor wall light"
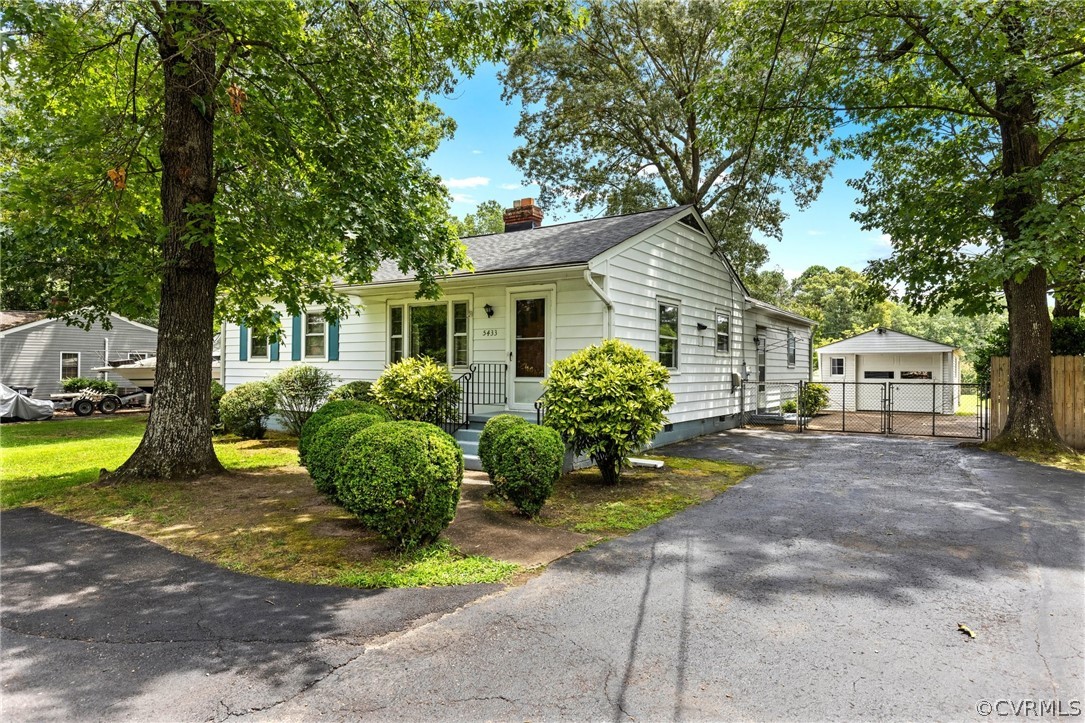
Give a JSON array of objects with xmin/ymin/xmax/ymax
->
[
  {"xmin": 483, "ymin": 304, "xmax": 495, "ymax": 318},
  {"xmin": 696, "ymin": 322, "xmax": 709, "ymax": 331}
]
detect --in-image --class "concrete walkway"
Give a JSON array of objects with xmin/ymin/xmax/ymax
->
[{"xmin": 3, "ymin": 429, "xmax": 1082, "ymax": 720}]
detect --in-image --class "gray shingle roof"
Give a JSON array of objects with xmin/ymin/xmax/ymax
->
[{"xmin": 369, "ymin": 205, "xmax": 689, "ymax": 284}]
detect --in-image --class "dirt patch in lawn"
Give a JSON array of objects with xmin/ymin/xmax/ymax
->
[{"xmin": 37, "ymin": 453, "xmax": 755, "ymax": 588}]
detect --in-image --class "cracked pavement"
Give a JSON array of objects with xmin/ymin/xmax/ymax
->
[{"xmin": 2, "ymin": 429, "xmax": 1083, "ymax": 720}]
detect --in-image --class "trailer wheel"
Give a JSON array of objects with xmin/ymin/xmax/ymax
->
[
  {"xmin": 98, "ymin": 396, "xmax": 120, "ymax": 414},
  {"xmin": 73, "ymin": 399, "xmax": 95, "ymax": 417}
]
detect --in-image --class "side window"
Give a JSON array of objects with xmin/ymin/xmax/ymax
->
[
  {"xmin": 250, "ymin": 335, "xmax": 269, "ymax": 359},
  {"xmin": 60, "ymin": 352, "xmax": 79, "ymax": 379},
  {"xmin": 658, "ymin": 301, "xmax": 679, "ymax": 370},
  {"xmin": 452, "ymin": 302, "xmax": 469, "ymax": 367},
  {"xmin": 389, "ymin": 306, "xmax": 404, "ymax": 363},
  {"xmin": 830, "ymin": 357, "xmax": 844, "ymax": 376},
  {"xmin": 715, "ymin": 311, "xmax": 729, "ymax": 353},
  {"xmin": 304, "ymin": 312, "xmax": 326, "ymax": 359},
  {"xmin": 787, "ymin": 331, "xmax": 796, "ymax": 367}
]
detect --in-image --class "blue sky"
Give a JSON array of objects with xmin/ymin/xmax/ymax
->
[{"xmin": 428, "ymin": 64, "xmax": 890, "ymax": 279}]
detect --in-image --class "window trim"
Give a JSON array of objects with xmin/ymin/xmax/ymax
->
[
  {"xmin": 451, "ymin": 300, "xmax": 469, "ymax": 368},
  {"xmin": 657, "ymin": 298, "xmax": 681, "ymax": 372},
  {"xmin": 388, "ymin": 304, "xmax": 405, "ymax": 365},
  {"xmin": 714, "ymin": 310, "xmax": 730, "ymax": 355},
  {"xmin": 829, "ymin": 356, "xmax": 845, "ymax": 377},
  {"xmin": 303, "ymin": 311, "xmax": 328, "ymax": 361},
  {"xmin": 787, "ymin": 330, "xmax": 797, "ymax": 368},
  {"xmin": 60, "ymin": 351, "xmax": 80, "ymax": 380}
]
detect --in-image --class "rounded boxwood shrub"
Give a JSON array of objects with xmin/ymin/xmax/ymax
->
[
  {"xmin": 489, "ymin": 425, "xmax": 564, "ymax": 517},
  {"xmin": 307, "ymin": 412, "xmax": 387, "ymax": 499},
  {"xmin": 327, "ymin": 380, "xmax": 374, "ymax": 403},
  {"xmin": 299, "ymin": 400, "xmax": 391, "ymax": 465},
  {"xmin": 219, "ymin": 382, "xmax": 277, "ymax": 440},
  {"xmin": 542, "ymin": 339, "xmax": 674, "ymax": 485},
  {"xmin": 372, "ymin": 357, "xmax": 459, "ymax": 422},
  {"xmin": 478, "ymin": 414, "xmax": 530, "ymax": 481},
  {"xmin": 335, "ymin": 421, "xmax": 463, "ymax": 549}
]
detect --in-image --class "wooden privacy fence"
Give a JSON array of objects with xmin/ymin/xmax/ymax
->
[{"xmin": 990, "ymin": 356, "xmax": 1085, "ymax": 448}]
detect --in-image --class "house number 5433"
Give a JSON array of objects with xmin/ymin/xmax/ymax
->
[{"xmin": 481, "ymin": 329, "xmax": 498, "ymax": 337}]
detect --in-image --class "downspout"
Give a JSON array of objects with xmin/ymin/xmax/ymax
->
[
  {"xmin": 219, "ymin": 321, "xmax": 227, "ymax": 387},
  {"xmin": 583, "ymin": 269, "xmax": 613, "ymax": 338}
]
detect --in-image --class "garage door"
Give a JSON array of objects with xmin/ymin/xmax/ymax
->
[{"xmin": 857, "ymin": 354, "xmax": 938, "ymax": 412}]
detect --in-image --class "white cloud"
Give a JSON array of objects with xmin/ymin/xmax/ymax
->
[
  {"xmin": 637, "ymin": 164, "xmax": 659, "ymax": 177},
  {"xmin": 451, "ymin": 193, "xmax": 477, "ymax": 205},
  {"xmin": 781, "ymin": 267, "xmax": 804, "ymax": 280},
  {"xmin": 500, "ymin": 183, "xmax": 522, "ymax": 190},
  {"xmin": 875, "ymin": 233, "xmax": 892, "ymax": 247},
  {"xmin": 471, "ymin": 150, "xmax": 483, "ymax": 155},
  {"xmin": 442, "ymin": 176, "xmax": 490, "ymax": 189},
  {"xmin": 807, "ymin": 229, "xmax": 825, "ymax": 237}
]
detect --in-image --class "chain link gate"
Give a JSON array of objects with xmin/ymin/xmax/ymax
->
[{"xmin": 742, "ymin": 380, "xmax": 988, "ymax": 440}]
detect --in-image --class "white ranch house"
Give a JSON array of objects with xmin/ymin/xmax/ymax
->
[
  {"xmin": 816, "ymin": 328, "xmax": 963, "ymax": 413},
  {"xmin": 222, "ymin": 201, "xmax": 815, "ymax": 466}
]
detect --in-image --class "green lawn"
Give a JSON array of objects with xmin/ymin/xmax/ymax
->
[
  {"xmin": 956, "ymin": 393, "xmax": 979, "ymax": 416},
  {"xmin": 1, "ymin": 415, "xmax": 299, "ymax": 508}
]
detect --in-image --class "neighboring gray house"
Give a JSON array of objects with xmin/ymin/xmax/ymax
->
[{"xmin": 0, "ymin": 312, "xmax": 158, "ymax": 399}]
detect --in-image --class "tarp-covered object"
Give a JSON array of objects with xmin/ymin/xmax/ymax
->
[{"xmin": 0, "ymin": 383, "xmax": 54, "ymax": 421}]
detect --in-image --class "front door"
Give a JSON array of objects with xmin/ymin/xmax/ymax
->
[{"xmin": 509, "ymin": 293, "xmax": 549, "ymax": 409}]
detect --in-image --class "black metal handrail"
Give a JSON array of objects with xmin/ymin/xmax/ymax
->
[
  {"xmin": 469, "ymin": 362, "xmax": 507, "ymax": 406},
  {"xmin": 534, "ymin": 395, "xmax": 546, "ymax": 425},
  {"xmin": 431, "ymin": 371, "xmax": 473, "ymax": 436}
]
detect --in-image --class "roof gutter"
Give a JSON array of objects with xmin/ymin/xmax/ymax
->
[{"xmin": 583, "ymin": 269, "xmax": 613, "ymax": 338}]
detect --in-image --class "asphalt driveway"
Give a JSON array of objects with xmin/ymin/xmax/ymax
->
[{"xmin": 3, "ymin": 429, "xmax": 1082, "ymax": 720}]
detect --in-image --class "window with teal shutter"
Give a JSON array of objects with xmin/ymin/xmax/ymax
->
[
  {"xmin": 239, "ymin": 323, "xmax": 248, "ymax": 361},
  {"xmin": 328, "ymin": 320, "xmax": 339, "ymax": 361},
  {"xmin": 291, "ymin": 315, "xmax": 302, "ymax": 361}
]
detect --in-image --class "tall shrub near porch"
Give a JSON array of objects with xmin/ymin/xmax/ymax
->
[{"xmin": 542, "ymin": 339, "xmax": 674, "ymax": 484}]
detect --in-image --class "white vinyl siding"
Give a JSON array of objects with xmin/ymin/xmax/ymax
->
[{"xmin": 595, "ymin": 220, "xmax": 768, "ymax": 424}]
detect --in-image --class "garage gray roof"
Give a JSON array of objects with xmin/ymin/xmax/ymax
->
[
  {"xmin": 368, "ymin": 205, "xmax": 689, "ymax": 284},
  {"xmin": 816, "ymin": 328, "xmax": 958, "ymax": 354}
]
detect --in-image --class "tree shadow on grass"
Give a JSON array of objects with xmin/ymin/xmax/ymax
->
[{"xmin": 0, "ymin": 507, "xmax": 498, "ymax": 720}]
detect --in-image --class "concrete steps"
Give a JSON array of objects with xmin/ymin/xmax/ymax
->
[{"xmin": 454, "ymin": 409, "xmax": 538, "ymax": 470}]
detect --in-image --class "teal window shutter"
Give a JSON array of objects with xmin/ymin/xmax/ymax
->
[
  {"xmin": 239, "ymin": 323, "xmax": 248, "ymax": 361},
  {"xmin": 269, "ymin": 313, "xmax": 281, "ymax": 361},
  {"xmin": 291, "ymin": 315, "xmax": 302, "ymax": 361},
  {"xmin": 328, "ymin": 320, "xmax": 340, "ymax": 361}
]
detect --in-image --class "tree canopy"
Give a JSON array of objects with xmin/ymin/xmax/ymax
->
[
  {"xmin": 1, "ymin": 0, "xmax": 575, "ymax": 479},
  {"xmin": 500, "ymin": 0, "xmax": 835, "ymax": 283},
  {"xmin": 450, "ymin": 199, "xmax": 505, "ymax": 238}
]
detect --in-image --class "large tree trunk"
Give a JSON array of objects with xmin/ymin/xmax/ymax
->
[
  {"xmin": 105, "ymin": 0, "xmax": 224, "ymax": 481},
  {"xmin": 992, "ymin": 10, "xmax": 1061, "ymax": 446}
]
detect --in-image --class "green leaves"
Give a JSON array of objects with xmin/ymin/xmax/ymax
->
[
  {"xmin": 2, "ymin": 0, "xmax": 576, "ymax": 327},
  {"xmin": 501, "ymin": 0, "xmax": 834, "ymax": 279},
  {"xmin": 542, "ymin": 339, "xmax": 674, "ymax": 484}
]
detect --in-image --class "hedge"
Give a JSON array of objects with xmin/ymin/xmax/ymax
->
[
  {"xmin": 335, "ymin": 421, "xmax": 463, "ymax": 548},
  {"xmin": 299, "ymin": 399, "xmax": 391, "ymax": 466},
  {"xmin": 488, "ymin": 424, "xmax": 564, "ymax": 517},
  {"xmin": 307, "ymin": 412, "xmax": 387, "ymax": 499},
  {"xmin": 478, "ymin": 414, "xmax": 530, "ymax": 481}
]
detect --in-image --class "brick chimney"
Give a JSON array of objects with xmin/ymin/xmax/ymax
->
[{"xmin": 502, "ymin": 198, "xmax": 544, "ymax": 232}]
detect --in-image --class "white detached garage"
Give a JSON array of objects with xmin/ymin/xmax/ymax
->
[{"xmin": 816, "ymin": 328, "xmax": 963, "ymax": 413}]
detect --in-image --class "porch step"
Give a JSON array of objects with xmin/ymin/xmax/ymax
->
[
  {"xmin": 467, "ymin": 409, "xmax": 538, "ymax": 427},
  {"xmin": 454, "ymin": 410, "xmax": 538, "ymax": 465},
  {"xmin": 464, "ymin": 453, "xmax": 483, "ymax": 471}
]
